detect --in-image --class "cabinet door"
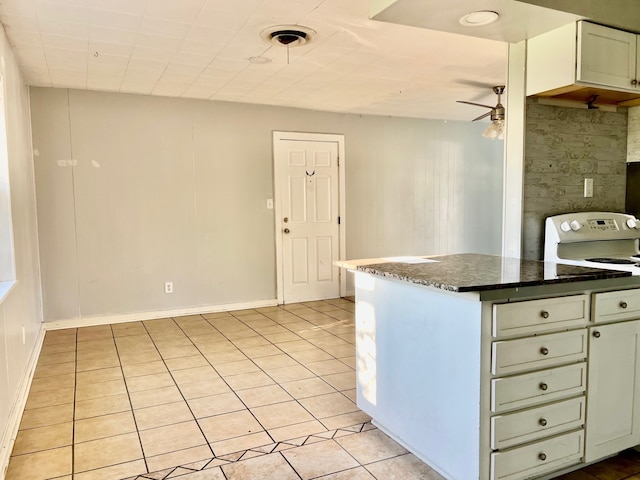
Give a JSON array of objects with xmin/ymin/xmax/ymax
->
[
  {"xmin": 577, "ymin": 22, "xmax": 637, "ymax": 90},
  {"xmin": 585, "ymin": 320, "xmax": 640, "ymax": 462}
]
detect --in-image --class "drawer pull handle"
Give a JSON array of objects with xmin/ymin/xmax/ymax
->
[
  {"xmin": 539, "ymin": 453, "xmax": 547, "ymax": 461},
  {"xmin": 539, "ymin": 382, "xmax": 548, "ymax": 391},
  {"xmin": 539, "ymin": 418, "xmax": 548, "ymax": 426},
  {"xmin": 540, "ymin": 347, "xmax": 549, "ymax": 355},
  {"xmin": 540, "ymin": 310, "xmax": 550, "ymax": 319},
  {"xmin": 593, "ymin": 330, "xmax": 601, "ymax": 338},
  {"xmin": 620, "ymin": 301, "xmax": 628, "ymax": 309}
]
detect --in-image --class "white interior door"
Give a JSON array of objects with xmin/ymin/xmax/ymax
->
[{"xmin": 274, "ymin": 132, "xmax": 345, "ymax": 304}]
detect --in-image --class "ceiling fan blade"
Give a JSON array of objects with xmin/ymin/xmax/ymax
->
[
  {"xmin": 472, "ymin": 111, "xmax": 492, "ymax": 121},
  {"xmin": 456, "ymin": 100, "xmax": 494, "ymax": 109}
]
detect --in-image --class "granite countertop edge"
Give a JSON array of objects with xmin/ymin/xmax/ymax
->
[
  {"xmin": 355, "ymin": 265, "xmax": 632, "ymax": 292},
  {"xmin": 337, "ymin": 253, "xmax": 634, "ymax": 293}
]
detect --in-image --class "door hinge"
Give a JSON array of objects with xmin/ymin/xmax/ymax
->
[{"xmin": 338, "ymin": 216, "xmax": 341, "ymax": 225}]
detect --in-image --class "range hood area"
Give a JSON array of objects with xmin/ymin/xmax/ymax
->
[{"xmin": 371, "ymin": 0, "xmax": 640, "ymax": 108}]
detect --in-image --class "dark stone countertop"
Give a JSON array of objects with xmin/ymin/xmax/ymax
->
[{"xmin": 337, "ymin": 253, "xmax": 634, "ymax": 292}]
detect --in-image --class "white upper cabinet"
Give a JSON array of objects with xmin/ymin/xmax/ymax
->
[
  {"xmin": 577, "ymin": 22, "xmax": 638, "ymax": 90},
  {"xmin": 527, "ymin": 21, "xmax": 640, "ymax": 97}
]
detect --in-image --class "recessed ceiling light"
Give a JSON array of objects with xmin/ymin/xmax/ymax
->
[
  {"xmin": 249, "ymin": 56, "xmax": 272, "ymax": 64},
  {"xmin": 459, "ymin": 11, "xmax": 499, "ymax": 27}
]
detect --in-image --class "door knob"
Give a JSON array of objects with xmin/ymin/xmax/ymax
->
[{"xmin": 283, "ymin": 228, "xmax": 290, "ymax": 234}]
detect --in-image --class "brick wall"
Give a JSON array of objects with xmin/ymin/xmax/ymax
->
[{"xmin": 523, "ymin": 98, "xmax": 628, "ymax": 260}]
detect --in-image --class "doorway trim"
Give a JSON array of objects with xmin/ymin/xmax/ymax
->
[{"xmin": 273, "ymin": 131, "xmax": 346, "ymax": 304}]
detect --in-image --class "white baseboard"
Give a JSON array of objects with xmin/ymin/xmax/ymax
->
[
  {"xmin": 0, "ymin": 327, "xmax": 45, "ymax": 480},
  {"xmin": 43, "ymin": 299, "xmax": 280, "ymax": 331}
]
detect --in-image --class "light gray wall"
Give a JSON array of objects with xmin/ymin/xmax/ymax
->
[
  {"xmin": 523, "ymin": 98, "xmax": 628, "ymax": 260},
  {"xmin": 30, "ymin": 88, "xmax": 503, "ymax": 322},
  {"xmin": 0, "ymin": 25, "xmax": 44, "ymax": 472}
]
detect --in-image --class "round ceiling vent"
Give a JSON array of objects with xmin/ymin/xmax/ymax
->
[{"xmin": 261, "ymin": 25, "xmax": 316, "ymax": 47}]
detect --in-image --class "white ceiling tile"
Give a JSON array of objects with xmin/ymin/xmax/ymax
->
[
  {"xmin": 193, "ymin": 8, "xmax": 253, "ymax": 30},
  {"xmin": 89, "ymin": 0, "xmax": 146, "ymax": 16},
  {"xmin": 0, "ymin": 0, "xmax": 510, "ymax": 120},
  {"xmin": 36, "ymin": 1, "xmax": 91, "ymax": 23},
  {"xmin": 181, "ymin": 85, "xmax": 213, "ymax": 99},
  {"xmin": 125, "ymin": 58, "xmax": 166, "ymax": 73},
  {"xmin": 0, "ymin": 0, "xmax": 37, "ymax": 17},
  {"xmin": 89, "ymin": 41, "xmax": 133, "ymax": 57},
  {"xmin": 119, "ymin": 81, "xmax": 155, "ymax": 94},
  {"xmin": 179, "ymin": 39, "xmax": 225, "ymax": 56},
  {"xmin": 89, "ymin": 52, "xmax": 129, "ymax": 67},
  {"xmin": 37, "ymin": 19, "xmax": 90, "ymax": 37},
  {"xmin": 152, "ymin": 81, "xmax": 188, "ymax": 96},
  {"xmin": 134, "ymin": 33, "xmax": 182, "ymax": 51},
  {"xmin": 130, "ymin": 45, "xmax": 175, "ymax": 63},
  {"xmin": 184, "ymin": 24, "xmax": 232, "ymax": 43},
  {"xmin": 88, "ymin": 9, "xmax": 142, "ymax": 30},
  {"xmin": 5, "ymin": 30, "xmax": 42, "ymax": 48},
  {"xmin": 44, "ymin": 47, "xmax": 87, "ymax": 64},
  {"xmin": 170, "ymin": 52, "xmax": 213, "ymax": 68},
  {"xmin": 159, "ymin": 70, "xmax": 198, "ymax": 84},
  {"xmin": 88, "ymin": 26, "xmax": 137, "ymax": 45},
  {"xmin": 190, "ymin": 74, "xmax": 224, "ymax": 87},
  {"xmin": 41, "ymin": 33, "xmax": 88, "ymax": 52},
  {"xmin": 139, "ymin": 17, "xmax": 192, "ymax": 38},
  {"xmin": 2, "ymin": 14, "xmax": 40, "ymax": 33},
  {"xmin": 145, "ymin": 0, "xmax": 206, "ymax": 24}
]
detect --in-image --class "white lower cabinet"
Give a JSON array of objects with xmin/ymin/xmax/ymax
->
[
  {"xmin": 490, "ymin": 430, "xmax": 584, "ymax": 480},
  {"xmin": 490, "ymin": 288, "xmax": 640, "ymax": 480},
  {"xmin": 585, "ymin": 319, "xmax": 640, "ymax": 461}
]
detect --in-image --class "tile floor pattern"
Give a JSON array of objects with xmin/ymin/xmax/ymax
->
[{"xmin": 5, "ymin": 297, "xmax": 640, "ymax": 480}]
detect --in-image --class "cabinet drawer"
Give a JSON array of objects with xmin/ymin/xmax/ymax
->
[
  {"xmin": 491, "ymin": 330, "xmax": 587, "ymax": 375},
  {"xmin": 493, "ymin": 295, "xmax": 589, "ymax": 337},
  {"xmin": 491, "ymin": 397, "xmax": 585, "ymax": 450},
  {"xmin": 490, "ymin": 430, "xmax": 583, "ymax": 480},
  {"xmin": 491, "ymin": 363, "xmax": 586, "ymax": 413},
  {"xmin": 593, "ymin": 289, "xmax": 640, "ymax": 323}
]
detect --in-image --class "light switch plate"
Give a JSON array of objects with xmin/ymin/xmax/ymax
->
[{"xmin": 584, "ymin": 178, "xmax": 593, "ymax": 198}]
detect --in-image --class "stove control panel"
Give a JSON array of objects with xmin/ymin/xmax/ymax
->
[{"xmin": 587, "ymin": 219, "xmax": 619, "ymax": 231}]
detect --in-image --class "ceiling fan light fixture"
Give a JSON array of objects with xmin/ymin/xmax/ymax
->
[
  {"xmin": 459, "ymin": 11, "xmax": 500, "ymax": 27},
  {"xmin": 483, "ymin": 120, "xmax": 505, "ymax": 140}
]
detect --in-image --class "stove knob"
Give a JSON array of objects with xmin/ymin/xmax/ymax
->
[
  {"xmin": 560, "ymin": 221, "xmax": 571, "ymax": 232},
  {"xmin": 570, "ymin": 220, "xmax": 582, "ymax": 231},
  {"xmin": 627, "ymin": 218, "xmax": 639, "ymax": 229}
]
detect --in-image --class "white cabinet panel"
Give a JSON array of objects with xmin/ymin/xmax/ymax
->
[
  {"xmin": 585, "ymin": 320, "xmax": 640, "ymax": 462},
  {"xmin": 491, "ymin": 363, "xmax": 586, "ymax": 414},
  {"xmin": 492, "ymin": 330, "xmax": 587, "ymax": 375},
  {"xmin": 491, "ymin": 397, "xmax": 585, "ymax": 450},
  {"xmin": 490, "ymin": 430, "xmax": 583, "ymax": 480},
  {"xmin": 593, "ymin": 288, "xmax": 640, "ymax": 323},
  {"xmin": 492, "ymin": 295, "xmax": 589, "ymax": 337},
  {"xmin": 577, "ymin": 21, "xmax": 638, "ymax": 90}
]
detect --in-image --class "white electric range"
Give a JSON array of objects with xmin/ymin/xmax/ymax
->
[{"xmin": 544, "ymin": 212, "xmax": 640, "ymax": 275}]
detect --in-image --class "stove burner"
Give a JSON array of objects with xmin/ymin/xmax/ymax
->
[{"xmin": 586, "ymin": 257, "xmax": 637, "ymax": 265}]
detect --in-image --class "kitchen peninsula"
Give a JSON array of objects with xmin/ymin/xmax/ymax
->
[{"xmin": 338, "ymin": 254, "xmax": 640, "ymax": 480}]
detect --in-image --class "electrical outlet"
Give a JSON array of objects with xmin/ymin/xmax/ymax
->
[
  {"xmin": 584, "ymin": 178, "xmax": 594, "ymax": 198},
  {"xmin": 164, "ymin": 282, "xmax": 173, "ymax": 294}
]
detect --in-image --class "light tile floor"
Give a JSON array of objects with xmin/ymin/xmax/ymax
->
[{"xmin": 6, "ymin": 298, "xmax": 640, "ymax": 480}]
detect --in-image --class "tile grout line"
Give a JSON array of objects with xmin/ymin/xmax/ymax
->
[{"xmin": 111, "ymin": 322, "xmax": 151, "ymax": 476}]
